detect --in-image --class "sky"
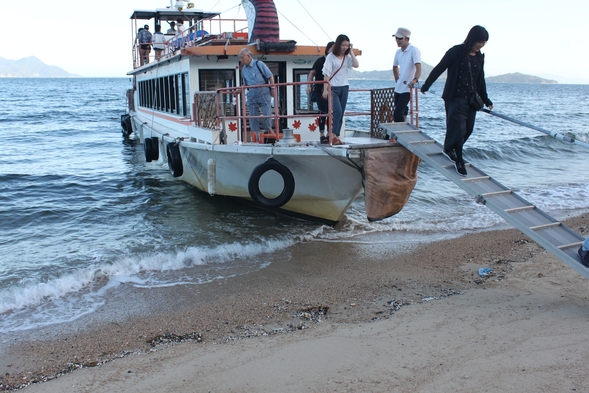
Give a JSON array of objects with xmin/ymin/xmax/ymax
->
[{"xmin": 2, "ymin": 0, "xmax": 588, "ymax": 83}]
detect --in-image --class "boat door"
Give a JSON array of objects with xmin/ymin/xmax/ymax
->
[
  {"xmin": 264, "ymin": 61, "xmax": 287, "ymax": 132},
  {"xmin": 238, "ymin": 60, "xmax": 287, "ymax": 134}
]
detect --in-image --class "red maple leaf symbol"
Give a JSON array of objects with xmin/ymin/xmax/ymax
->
[
  {"xmin": 292, "ymin": 120, "xmax": 302, "ymax": 129},
  {"xmin": 228, "ymin": 122, "xmax": 237, "ymax": 132},
  {"xmin": 315, "ymin": 118, "xmax": 319, "ymax": 126},
  {"xmin": 308, "ymin": 123, "xmax": 317, "ymax": 132}
]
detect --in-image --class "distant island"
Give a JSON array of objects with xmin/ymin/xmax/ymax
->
[
  {"xmin": 0, "ymin": 56, "xmax": 78, "ymax": 77},
  {"xmin": 485, "ymin": 72, "xmax": 557, "ymax": 84},
  {"xmin": 350, "ymin": 64, "xmax": 557, "ymax": 84},
  {"xmin": 1, "ymin": 56, "xmax": 558, "ymax": 84}
]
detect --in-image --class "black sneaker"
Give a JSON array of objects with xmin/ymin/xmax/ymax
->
[
  {"xmin": 320, "ymin": 136, "xmax": 329, "ymax": 144},
  {"xmin": 579, "ymin": 247, "xmax": 589, "ymax": 267},
  {"xmin": 443, "ymin": 149, "xmax": 457, "ymax": 162},
  {"xmin": 455, "ymin": 160, "xmax": 467, "ymax": 176}
]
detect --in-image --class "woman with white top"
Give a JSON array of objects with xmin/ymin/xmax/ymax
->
[
  {"xmin": 152, "ymin": 25, "xmax": 166, "ymax": 60},
  {"xmin": 321, "ymin": 34, "xmax": 359, "ymax": 144}
]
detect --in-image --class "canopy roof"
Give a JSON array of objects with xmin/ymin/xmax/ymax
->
[{"xmin": 130, "ymin": 9, "xmax": 220, "ymax": 22}]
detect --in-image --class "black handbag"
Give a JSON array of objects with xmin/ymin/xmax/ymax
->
[
  {"xmin": 468, "ymin": 60, "xmax": 484, "ymax": 111},
  {"xmin": 469, "ymin": 92, "xmax": 484, "ymax": 111},
  {"xmin": 310, "ymin": 89, "xmax": 318, "ymax": 103}
]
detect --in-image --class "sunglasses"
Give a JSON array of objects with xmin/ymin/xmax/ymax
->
[{"xmin": 395, "ymin": 36, "xmax": 406, "ymax": 40}]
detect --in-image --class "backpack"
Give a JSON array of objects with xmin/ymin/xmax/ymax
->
[{"xmin": 139, "ymin": 30, "xmax": 152, "ymax": 44}]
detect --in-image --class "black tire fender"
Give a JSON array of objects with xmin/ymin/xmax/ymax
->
[
  {"xmin": 121, "ymin": 114, "xmax": 132, "ymax": 137},
  {"xmin": 166, "ymin": 142, "xmax": 183, "ymax": 177},
  {"xmin": 144, "ymin": 137, "xmax": 153, "ymax": 162},
  {"xmin": 248, "ymin": 158, "xmax": 295, "ymax": 209},
  {"xmin": 150, "ymin": 136, "xmax": 159, "ymax": 161}
]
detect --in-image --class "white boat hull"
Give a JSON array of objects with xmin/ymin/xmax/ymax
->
[{"xmin": 133, "ymin": 114, "xmax": 365, "ymax": 224}]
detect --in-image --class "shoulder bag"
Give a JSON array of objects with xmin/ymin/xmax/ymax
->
[{"xmin": 467, "ymin": 59, "xmax": 484, "ymax": 111}]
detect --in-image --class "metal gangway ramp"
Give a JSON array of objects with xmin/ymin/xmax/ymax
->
[{"xmin": 381, "ymin": 122, "xmax": 588, "ymax": 279}]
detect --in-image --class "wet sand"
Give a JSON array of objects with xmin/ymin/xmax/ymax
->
[{"xmin": 2, "ymin": 215, "xmax": 589, "ymax": 392}]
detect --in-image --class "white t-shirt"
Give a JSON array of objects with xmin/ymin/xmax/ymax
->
[
  {"xmin": 153, "ymin": 32, "xmax": 165, "ymax": 50},
  {"xmin": 322, "ymin": 53, "xmax": 353, "ymax": 87},
  {"xmin": 393, "ymin": 43, "xmax": 421, "ymax": 94}
]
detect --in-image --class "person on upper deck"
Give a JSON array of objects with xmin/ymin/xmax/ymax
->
[
  {"xmin": 321, "ymin": 34, "xmax": 359, "ymax": 145},
  {"xmin": 307, "ymin": 41, "xmax": 335, "ymax": 144},
  {"xmin": 167, "ymin": 21, "xmax": 177, "ymax": 35},
  {"xmin": 237, "ymin": 48, "xmax": 276, "ymax": 141},
  {"xmin": 153, "ymin": 25, "xmax": 165, "ymax": 60},
  {"xmin": 175, "ymin": 19, "xmax": 186, "ymax": 48},
  {"xmin": 392, "ymin": 27, "xmax": 421, "ymax": 123},
  {"xmin": 137, "ymin": 24, "xmax": 153, "ymax": 66},
  {"xmin": 421, "ymin": 25, "xmax": 493, "ymax": 177},
  {"xmin": 176, "ymin": 19, "xmax": 186, "ymax": 35}
]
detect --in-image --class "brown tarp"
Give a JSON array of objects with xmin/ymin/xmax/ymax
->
[{"xmin": 363, "ymin": 145, "xmax": 421, "ymax": 221}]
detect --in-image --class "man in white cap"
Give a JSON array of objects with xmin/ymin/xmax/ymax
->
[{"xmin": 392, "ymin": 27, "xmax": 421, "ymax": 122}]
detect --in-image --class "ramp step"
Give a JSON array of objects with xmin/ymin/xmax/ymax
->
[
  {"xmin": 558, "ymin": 242, "xmax": 583, "ymax": 250},
  {"xmin": 393, "ymin": 130, "xmax": 420, "ymax": 134},
  {"xmin": 505, "ymin": 205, "xmax": 535, "ymax": 213},
  {"xmin": 530, "ymin": 222, "xmax": 561, "ymax": 231},
  {"xmin": 463, "ymin": 176, "xmax": 491, "ymax": 182},
  {"xmin": 409, "ymin": 139, "xmax": 436, "ymax": 145},
  {"xmin": 481, "ymin": 190, "xmax": 512, "ymax": 197},
  {"xmin": 382, "ymin": 123, "xmax": 588, "ymax": 279}
]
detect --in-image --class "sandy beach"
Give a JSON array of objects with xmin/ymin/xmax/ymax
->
[{"xmin": 2, "ymin": 215, "xmax": 589, "ymax": 392}]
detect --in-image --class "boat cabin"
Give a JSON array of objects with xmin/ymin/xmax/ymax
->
[{"xmin": 126, "ymin": 2, "xmax": 376, "ymax": 144}]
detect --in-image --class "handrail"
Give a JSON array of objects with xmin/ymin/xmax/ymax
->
[
  {"xmin": 194, "ymin": 81, "xmax": 418, "ymax": 145},
  {"xmin": 215, "ymin": 80, "xmax": 334, "ymax": 143},
  {"xmin": 131, "ymin": 14, "xmax": 249, "ymax": 68}
]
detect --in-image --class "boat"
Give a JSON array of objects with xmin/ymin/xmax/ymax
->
[{"xmin": 121, "ymin": 0, "xmax": 421, "ymax": 225}]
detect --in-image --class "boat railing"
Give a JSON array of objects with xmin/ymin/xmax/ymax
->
[
  {"xmin": 192, "ymin": 82, "xmax": 419, "ymax": 145},
  {"xmin": 133, "ymin": 15, "xmax": 249, "ymax": 68},
  {"xmin": 214, "ymin": 81, "xmax": 334, "ymax": 143}
]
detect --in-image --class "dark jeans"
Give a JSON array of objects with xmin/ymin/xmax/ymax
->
[
  {"xmin": 315, "ymin": 91, "xmax": 329, "ymax": 131},
  {"xmin": 331, "ymin": 85, "xmax": 349, "ymax": 136},
  {"xmin": 393, "ymin": 92, "xmax": 410, "ymax": 122},
  {"xmin": 444, "ymin": 97, "xmax": 477, "ymax": 161}
]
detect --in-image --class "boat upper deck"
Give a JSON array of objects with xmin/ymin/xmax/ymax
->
[{"xmin": 129, "ymin": 6, "xmax": 359, "ymax": 71}]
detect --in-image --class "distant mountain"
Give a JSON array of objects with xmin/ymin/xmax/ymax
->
[
  {"xmin": 486, "ymin": 72, "xmax": 557, "ymax": 84},
  {"xmin": 350, "ymin": 62, "xmax": 443, "ymax": 82},
  {"xmin": 351, "ymin": 66, "xmax": 554, "ymax": 85},
  {"xmin": 0, "ymin": 56, "xmax": 78, "ymax": 77}
]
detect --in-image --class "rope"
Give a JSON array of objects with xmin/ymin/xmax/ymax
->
[
  {"xmin": 276, "ymin": 10, "xmax": 321, "ymax": 47},
  {"xmin": 481, "ymin": 109, "xmax": 589, "ymax": 149},
  {"xmin": 295, "ymin": 0, "xmax": 332, "ymax": 42},
  {"xmin": 420, "ymin": 85, "xmax": 589, "ymax": 150}
]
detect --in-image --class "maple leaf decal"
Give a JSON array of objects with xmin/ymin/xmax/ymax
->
[
  {"xmin": 308, "ymin": 123, "xmax": 317, "ymax": 132},
  {"xmin": 228, "ymin": 122, "xmax": 237, "ymax": 132},
  {"xmin": 292, "ymin": 120, "xmax": 302, "ymax": 129}
]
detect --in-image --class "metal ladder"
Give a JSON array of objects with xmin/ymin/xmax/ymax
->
[{"xmin": 381, "ymin": 122, "xmax": 588, "ymax": 279}]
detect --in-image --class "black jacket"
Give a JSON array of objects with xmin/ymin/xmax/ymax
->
[{"xmin": 422, "ymin": 44, "xmax": 492, "ymax": 107}]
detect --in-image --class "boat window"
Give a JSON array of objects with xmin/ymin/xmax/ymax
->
[
  {"xmin": 199, "ymin": 69, "xmax": 235, "ymax": 94},
  {"xmin": 199, "ymin": 69, "xmax": 236, "ymax": 115},
  {"xmin": 182, "ymin": 73, "xmax": 190, "ymax": 117},
  {"xmin": 177, "ymin": 74, "xmax": 184, "ymax": 116},
  {"xmin": 292, "ymin": 69, "xmax": 315, "ymax": 115},
  {"xmin": 136, "ymin": 72, "xmax": 191, "ymax": 117}
]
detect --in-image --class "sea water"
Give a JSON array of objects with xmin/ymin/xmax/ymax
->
[{"xmin": 0, "ymin": 78, "xmax": 588, "ymax": 333}]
